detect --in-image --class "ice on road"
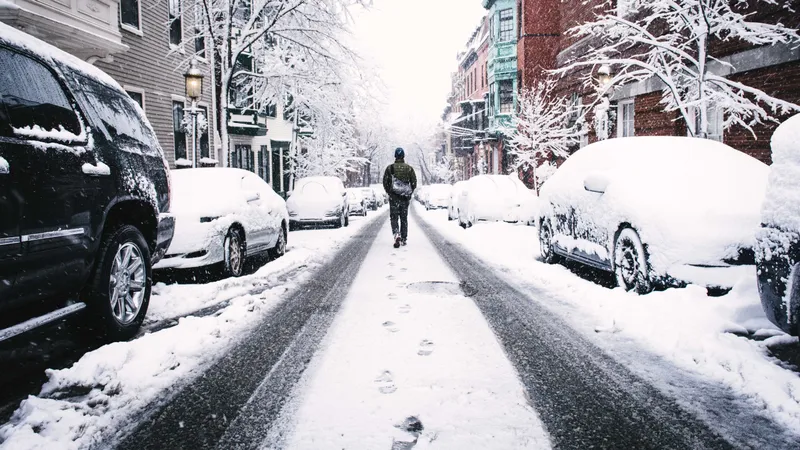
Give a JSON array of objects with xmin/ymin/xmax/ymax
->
[{"xmin": 274, "ymin": 214, "xmax": 551, "ymax": 449}]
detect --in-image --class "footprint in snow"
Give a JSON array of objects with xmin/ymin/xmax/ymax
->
[
  {"xmin": 388, "ymin": 261, "xmax": 396, "ymax": 267},
  {"xmin": 375, "ymin": 371, "xmax": 397, "ymax": 394},
  {"xmin": 418, "ymin": 340, "xmax": 434, "ymax": 356},
  {"xmin": 388, "ymin": 293, "xmax": 398, "ymax": 299},
  {"xmin": 387, "ymin": 275, "xmax": 396, "ymax": 281},
  {"xmin": 400, "ymin": 267, "xmax": 408, "ymax": 272},
  {"xmin": 398, "ymin": 304, "xmax": 411, "ymax": 314},
  {"xmin": 383, "ymin": 321, "xmax": 400, "ymax": 333}
]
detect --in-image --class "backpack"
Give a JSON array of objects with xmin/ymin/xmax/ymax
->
[{"xmin": 390, "ymin": 164, "xmax": 413, "ymax": 199}]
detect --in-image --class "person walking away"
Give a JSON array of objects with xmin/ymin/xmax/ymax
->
[{"xmin": 383, "ymin": 148, "xmax": 417, "ymax": 248}]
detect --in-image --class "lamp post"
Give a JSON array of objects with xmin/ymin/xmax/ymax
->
[
  {"xmin": 184, "ymin": 58, "xmax": 204, "ymax": 168},
  {"xmin": 594, "ymin": 64, "xmax": 614, "ymax": 140}
]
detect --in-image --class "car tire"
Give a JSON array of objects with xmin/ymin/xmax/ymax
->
[
  {"xmin": 539, "ymin": 221, "xmax": 561, "ymax": 264},
  {"xmin": 224, "ymin": 228, "xmax": 246, "ymax": 277},
  {"xmin": 84, "ymin": 224, "xmax": 151, "ymax": 341},
  {"xmin": 344, "ymin": 212, "xmax": 350, "ymax": 227},
  {"xmin": 268, "ymin": 225, "xmax": 287, "ymax": 260},
  {"xmin": 614, "ymin": 227, "xmax": 652, "ymax": 294}
]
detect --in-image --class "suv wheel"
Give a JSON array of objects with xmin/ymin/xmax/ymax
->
[
  {"xmin": 539, "ymin": 221, "xmax": 560, "ymax": 264},
  {"xmin": 614, "ymin": 228, "xmax": 652, "ymax": 294},
  {"xmin": 268, "ymin": 226, "xmax": 287, "ymax": 260},
  {"xmin": 224, "ymin": 228, "xmax": 246, "ymax": 277},
  {"xmin": 85, "ymin": 225, "xmax": 151, "ymax": 341}
]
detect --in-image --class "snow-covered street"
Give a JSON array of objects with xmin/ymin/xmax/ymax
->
[{"xmin": 3, "ymin": 204, "xmax": 800, "ymax": 449}]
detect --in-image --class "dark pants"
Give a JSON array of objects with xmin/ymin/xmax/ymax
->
[{"xmin": 390, "ymin": 199, "xmax": 410, "ymax": 240}]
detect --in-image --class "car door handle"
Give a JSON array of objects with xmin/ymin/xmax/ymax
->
[{"xmin": 0, "ymin": 157, "xmax": 8, "ymax": 174}]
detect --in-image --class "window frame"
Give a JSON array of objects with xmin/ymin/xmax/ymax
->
[
  {"xmin": 168, "ymin": 0, "xmax": 184, "ymax": 49},
  {"xmin": 120, "ymin": 0, "xmax": 143, "ymax": 35},
  {"xmin": 498, "ymin": 8, "xmax": 514, "ymax": 42},
  {"xmin": 617, "ymin": 99, "xmax": 635, "ymax": 138},
  {"xmin": 124, "ymin": 86, "xmax": 146, "ymax": 113},
  {"xmin": 688, "ymin": 105, "xmax": 724, "ymax": 142},
  {"xmin": 498, "ymin": 79, "xmax": 514, "ymax": 115}
]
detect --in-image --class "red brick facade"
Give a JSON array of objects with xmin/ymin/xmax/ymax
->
[{"xmin": 517, "ymin": 0, "xmax": 800, "ymax": 164}]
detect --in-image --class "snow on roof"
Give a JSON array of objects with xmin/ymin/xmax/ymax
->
[{"xmin": 0, "ymin": 22, "xmax": 121, "ymax": 89}]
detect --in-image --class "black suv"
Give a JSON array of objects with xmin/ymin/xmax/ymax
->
[{"xmin": 0, "ymin": 25, "xmax": 174, "ymax": 341}]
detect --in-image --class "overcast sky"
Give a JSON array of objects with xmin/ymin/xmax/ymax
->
[{"xmin": 351, "ymin": 0, "xmax": 486, "ymax": 132}]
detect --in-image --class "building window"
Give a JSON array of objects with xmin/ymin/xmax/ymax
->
[
  {"xmin": 125, "ymin": 89, "xmax": 144, "ymax": 112},
  {"xmin": 488, "ymin": 83, "xmax": 495, "ymax": 117},
  {"xmin": 195, "ymin": 28, "xmax": 205, "ymax": 58},
  {"xmin": 259, "ymin": 145, "xmax": 270, "ymax": 181},
  {"xmin": 499, "ymin": 79, "xmax": 514, "ymax": 114},
  {"xmin": 499, "ymin": 9, "xmax": 514, "ymax": 42},
  {"xmin": 169, "ymin": 0, "xmax": 182, "ymax": 47},
  {"xmin": 618, "ymin": 99, "xmax": 635, "ymax": 137},
  {"xmin": 120, "ymin": 0, "xmax": 141, "ymax": 31},
  {"xmin": 690, "ymin": 105, "xmax": 723, "ymax": 142},
  {"xmin": 231, "ymin": 144, "xmax": 254, "ymax": 171},
  {"xmin": 172, "ymin": 101, "xmax": 187, "ymax": 161}
]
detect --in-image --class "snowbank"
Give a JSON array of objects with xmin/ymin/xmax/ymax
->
[
  {"xmin": 761, "ymin": 114, "xmax": 800, "ymax": 232},
  {"xmin": 0, "ymin": 214, "xmax": 384, "ymax": 450},
  {"xmin": 416, "ymin": 206, "xmax": 800, "ymax": 437}
]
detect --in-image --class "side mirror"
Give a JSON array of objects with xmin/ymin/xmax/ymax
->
[
  {"xmin": 584, "ymin": 173, "xmax": 610, "ymax": 194},
  {"xmin": 244, "ymin": 191, "xmax": 261, "ymax": 202}
]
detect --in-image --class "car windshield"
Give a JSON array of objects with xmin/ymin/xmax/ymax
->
[{"xmin": 4, "ymin": 4, "xmax": 800, "ymax": 449}]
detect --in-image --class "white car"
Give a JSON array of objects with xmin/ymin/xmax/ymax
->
[
  {"xmin": 155, "ymin": 168, "xmax": 289, "ymax": 277},
  {"xmin": 424, "ymin": 184, "xmax": 453, "ymax": 210},
  {"xmin": 370, "ymin": 184, "xmax": 387, "ymax": 206},
  {"xmin": 360, "ymin": 187, "xmax": 378, "ymax": 210},
  {"xmin": 347, "ymin": 188, "xmax": 368, "ymax": 216},
  {"xmin": 447, "ymin": 181, "xmax": 468, "ymax": 221},
  {"xmin": 457, "ymin": 175, "xmax": 535, "ymax": 228},
  {"xmin": 287, "ymin": 176, "xmax": 350, "ymax": 229},
  {"xmin": 538, "ymin": 136, "xmax": 768, "ymax": 293}
]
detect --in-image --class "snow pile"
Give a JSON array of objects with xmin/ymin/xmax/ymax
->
[
  {"xmin": 0, "ymin": 214, "xmax": 383, "ymax": 450},
  {"xmin": 417, "ymin": 206, "xmax": 800, "ymax": 437},
  {"xmin": 12, "ymin": 125, "xmax": 85, "ymax": 143},
  {"xmin": 175, "ymin": 158, "xmax": 193, "ymax": 168},
  {"xmin": 80, "ymin": 161, "xmax": 111, "ymax": 176},
  {"xmin": 540, "ymin": 137, "xmax": 768, "ymax": 278}
]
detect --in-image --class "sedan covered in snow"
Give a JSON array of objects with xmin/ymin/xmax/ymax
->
[
  {"xmin": 756, "ymin": 114, "xmax": 800, "ymax": 336},
  {"xmin": 448, "ymin": 181, "xmax": 468, "ymax": 221},
  {"xmin": 360, "ymin": 187, "xmax": 378, "ymax": 210},
  {"xmin": 287, "ymin": 176, "xmax": 350, "ymax": 229},
  {"xmin": 347, "ymin": 188, "xmax": 368, "ymax": 216},
  {"xmin": 154, "ymin": 168, "xmax": 288, "ymax": 277},
  {"xmin": 539, "ymin": 136, "xmax": 768, "ymax": 294},
  {"xmin": 457, "ymin": 175, "xmax": 535, "ymax": 228},
  {"xmin": 423, "ymin": 184, "xmax": 453, "ymax": 210}
]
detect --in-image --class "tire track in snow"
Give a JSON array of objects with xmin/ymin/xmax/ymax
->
[
  {"xmin": 413, "ymin": 208, "xmax": 736, "ymax": 450},
  {"xmin": 113, "ymin": 213, "xmax": 387, "ymax": 450}
]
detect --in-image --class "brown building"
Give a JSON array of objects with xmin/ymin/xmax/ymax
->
[
  {"xmin": 517, "ymin": 0, "xmax": 800, "ymax": 164},
  {"xmin": 1, "ymin": 0, "xmax": 217, "ymax": 168}
]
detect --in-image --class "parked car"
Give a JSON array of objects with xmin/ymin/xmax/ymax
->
[
  {"xmin": 539, "ymin": 136, "xmax": 767, "ymax": 294},
  {"xmin": 347, "ymin": 188, "xmax": 368, "ymax": 216},
  {"xmin": 360, "ymin": 187, "xmax": 378, "ymax": 210},
  {"xmin": 154, "ymin": 168, "xmax": 288, "ymax": 277},
  {"xmin": 415, "ymin": 185, "xmax": 429, "ymax": 204},
  {"xmin": 287, "ymin": 176, "xmax": 350, "ymax": 229},
  {"xmin": 506, "ymin": 188, "xmax": 540, "ymax": 225},
  {"xmin": 457, "ymin": 175, "xmax": 533, "ymax": 228},
  {"xmin": 0, "ymin": 24, "xmax": 174, "ymax": 341},
  {"xmin": 448, "ymin": 181, "xmax": 468, "ymax": 221},
  {"xmin": 756, "ymin": 114, "xmax": 800, "ymax": 336},
  {"xmin": 423, "ymin": 184, "xmax": 453, "ymax": 210},
  {"xmin": 370, "ymin": 184, "xmax": 387, "ymax": 207}
]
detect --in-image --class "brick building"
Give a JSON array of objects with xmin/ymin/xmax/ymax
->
[{"xmin": 517, "ymin": 0, "xmax": 800, "ymax": 165}]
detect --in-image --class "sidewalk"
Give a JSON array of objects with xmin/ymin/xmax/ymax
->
[{"xmin": 274, "ymin": 214, "xmax": 550, "ymax": 449}]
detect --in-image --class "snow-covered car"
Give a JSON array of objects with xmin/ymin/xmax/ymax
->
[
  {"xmin": 457, "ymin": 175, "xmax": 533, "ymax": 228},
  {"xmin": 756, "ymin": 114, "xmax": 800, "ymax": 336},
  {"xmin": 447, "ymin": 181, "xmax": 468, "ymax": 221},
  {"xmin": 0, "ymin": 24, "xmax": 174, "ymax": 341},
  {"xmin": 539, "ymin": 136, "xmax": 768, "ymax": 294},
  {"xmin": 415, "ymin": 185, "xmax": 429, "ymax": 204},
  {"xmin": 370, "ymin": 184, "xmax": 387, "ymax": 207},
  {"xmin": 423, "ymin": 184, "xmax": 453, "ymax": 210},
  {"xmin": 506, "ymin": 188, "xmax": 540, "ymax": 225},
  {"xmin": 360, "ymin": 187, "xmax": 378, "ymax": 210},
  {"xmin": 287, "ymin": 176, "xmax": 350, "ymax": 229},
  {"xmin": 347, "ymin": 189, "xmax": 368, "ymax": 216},
  {"xmin": 154, "ymin": 168, "xmax": 288, "ymax": 277}
]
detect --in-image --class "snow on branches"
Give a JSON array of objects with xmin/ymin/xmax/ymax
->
[
  {"xmin": 558, "ymin": 0, "xmax": 800, "ymax": 138},
  {"xmin": 505, "ymin": 79, "xmax": 584, "ymax": 190}
]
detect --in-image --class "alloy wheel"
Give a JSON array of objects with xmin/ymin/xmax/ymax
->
[
  {"xmin": 108, "ymin": 242, "xmax": 146, "ymax": 325},
  {"xmin": 227, "ymin": 232, "xmax": 243, "ymax": 275}
]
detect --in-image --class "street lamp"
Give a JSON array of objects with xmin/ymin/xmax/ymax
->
[
  {"xmin": 597, "ymin": 64, "xmax": 613, "ymax": 93},
  {"xmin": 184, "ymin": 58, "xmax": 205, "ymax": 167}
]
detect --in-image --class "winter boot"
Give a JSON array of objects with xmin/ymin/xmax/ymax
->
[{"xmin": 394, "ymin": 234, "xmax": 402, "ymax": 249}]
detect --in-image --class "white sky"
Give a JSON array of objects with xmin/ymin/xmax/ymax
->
[{"xmin": 351, "ymin": 0, "xmax": 486, "ymax": 132}]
